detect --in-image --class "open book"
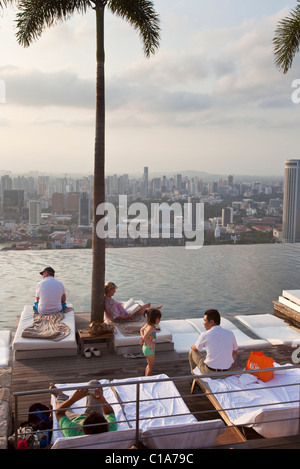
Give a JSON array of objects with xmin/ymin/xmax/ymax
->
[{"xmin": 123, "ymin": 298, "xmax": 145, "ymax": 314}]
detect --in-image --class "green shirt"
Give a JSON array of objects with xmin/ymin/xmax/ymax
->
[{"xmin": 59, "ymin": 413, "xmax": 117, "ymax": 438}]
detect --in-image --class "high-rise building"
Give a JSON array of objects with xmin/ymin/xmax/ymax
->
[
  {"xmin": 52, "ymin": 192, "xmax": 65, "ymax": 214},
  {"xmin": 176, "ymin": 174, "xmax": 182, "ymax": 190},
  {"xmin": 29, "ymin": 200, "xmax": 41, "ymax": 230},
  {"xmin": 79, "ymin": 192, "xmax": 90, "ymax": 226},
  {"xmin": 282, "ymin": 159, "xmax": 300, "ymax": 243},
  {"xmin": 3, "ymin": 189, "xmax": 24, "ymax": 220},
  {"xmin": 143, "ymin": 167, "xmax": 149, "ymax": 197},
  {"xmin": 222, "ymin": 207, "xmax": 233, "ymax": 227},
  {"xmin": 228, "ymin": 174, "xmax": 234, "ymax": 187},
  {"xmin": 66, "ymin": 192, "xmax": 80, "ymax": 213}
]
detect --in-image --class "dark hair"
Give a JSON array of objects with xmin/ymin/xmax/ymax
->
[
  {"xmin": 204, "ymin": 309, "xmax": 220, "ymax": 325},
  {"xmin": 146, "ymin": 308, "xmax": 162, "ymax": 325},
  {"xmin": 82, "ymin": 411, "xmax": 108, "ymax": 434}
]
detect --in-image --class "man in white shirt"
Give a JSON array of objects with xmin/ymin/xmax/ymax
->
[
  {"xmin": 189, "ymin": 309, "xmax": 238, "ymax": 379},
  {"xmin": 35, "ymin": 267, "xmax": 66, "ymax": 315}
]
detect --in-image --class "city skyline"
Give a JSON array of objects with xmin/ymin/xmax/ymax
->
[
  {"xmin": 0, "ymin": 167, "xmax": 285, "ymax": 181},
  {"xmin": 0, "ymin": 166, "xmax": 284, "ymax": 249},
  {"xmin": 1, "ymin": 1, "xmax": 300, "ymax": 176}
]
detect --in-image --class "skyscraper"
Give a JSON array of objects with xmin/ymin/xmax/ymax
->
[
  {"xmin": 29, "ymin": 200, "xmax": 41, "ymax": 230},
  {"xmin": 52, "ymin": 192, "xmax": 64, "ymax": 214},
  {"xmin": 282, "ymin": 159, "xmax": 300, "ymax": 243},
  {"xmin": 79, "ymin": 192, "xmax": 90, "ymax": 226},
  {"xmin": 222, "ymin": 207, "xmax": 233, "ymax": 227},
  {"xmin": 3, "ymin": 189, "xmax": 24, "ymax": 220},
  {"xmin": 143, "ymin": 167, "xmax": 148, "ymax": 197}
]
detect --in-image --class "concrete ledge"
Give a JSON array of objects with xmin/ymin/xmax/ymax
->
[{"xmin": 0, "ymin": 367, "xmax": 12, "ymax": 449}]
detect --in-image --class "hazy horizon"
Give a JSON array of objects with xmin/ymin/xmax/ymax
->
[{"xmin": 0, "ymin": 167, "xmax": 284, "ymax": 181}]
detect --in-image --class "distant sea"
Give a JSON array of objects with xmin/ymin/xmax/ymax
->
[{"xmin": 1, "ymin": 243, "xmax": 300, "ymax": 331}]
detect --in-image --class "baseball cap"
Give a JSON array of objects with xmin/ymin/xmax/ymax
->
[{"xmin": 40, "ymin": 267, "xmax": 55, "ymax": 276}]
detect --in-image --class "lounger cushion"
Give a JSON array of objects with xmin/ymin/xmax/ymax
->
[
  {"xmin": 114, "ymin": 324, "xmax": 172, "ymax": 347},
  {"xmin": 141, "ymin": 419, "xmax": 225, "ymax": 449},
  {"xmin": 161, "ymin": 320, "xmax": 199, "ymax": 353},
  {"xmin": 282, "ymin": 290, "xmax": 300, "ymax": 306},
  {"xmin": 193, "ymin": 363, "xmax": 300, "ymax": 438},
  {"xmin": 52, "ymin": 428, "xmax": 138, "ymax": 449},
  {"xmin": 278, "ymin": 296, "xmax": 300, "ymax": 314},
  {"xmin": 0, "ymin": 330, "xmax": 11, "ymax": 367},
  {"xmin": 187, "ymin": 317, "xmax": 269, "ymax": 349},
  {"xmin": 12, "ymin": 305, "xmax": 77, "ymax": 351},
  {"xmin": 236, "ymin": 313, "xmax": 300, "ymax": 345}
]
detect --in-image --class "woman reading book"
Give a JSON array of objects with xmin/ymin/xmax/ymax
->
[{"xmin": 104, "ymin": 281, "xmax": 153, "ymax": 323}]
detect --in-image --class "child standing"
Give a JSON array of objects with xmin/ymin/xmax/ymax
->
[{"xmin": 140, "ymin": 308, "xmax": 162, "ymax": 376}]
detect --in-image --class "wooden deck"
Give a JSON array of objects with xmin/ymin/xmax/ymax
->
[{"xmin": 10, "ymin": 312, "xmax": 300, "ymax": 449}]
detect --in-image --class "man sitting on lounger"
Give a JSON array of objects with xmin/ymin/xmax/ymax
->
[
  {"xmin": 50, "ymin": 380, "xmax": 117, "ymax": 437},
  {"xmin": 35, "ymin": 267, "xmax": 66, "ymax": 315},
  {"xmin": 189, "ymin": 309, "xmax": 238, "ymax": 379}
]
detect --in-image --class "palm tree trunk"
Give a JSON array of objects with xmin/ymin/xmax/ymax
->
[{"xmin": 91, "ymin": 2, "xmax": 106, "ymax": 322}]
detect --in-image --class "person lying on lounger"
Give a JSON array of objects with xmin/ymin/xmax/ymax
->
[
  {"xmin": 104, "ymin": 281, "xmax": 162, "ymax": 323},
  {"xmin": 50, "ymin": 380, "xmax": 117, "ymax": 437},
  {"xmin": 189, "ymin": 309, "xmax": 238, "ymax": 379}
]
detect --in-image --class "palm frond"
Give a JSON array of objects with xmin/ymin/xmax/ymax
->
[
  {"xmin": 273, "ymin": 3, "xmax": 300, "ymax": 73},
  {"xmin": 108, "ymin": 0, "xmax": 160, "ymax": 57},
  {"xmin": 16, "ymin": 0, "xmax": 91, "ymax": 47},
  {"xmin": 0, "ymin": 0, "xmax": 18, "ymax": 7}
]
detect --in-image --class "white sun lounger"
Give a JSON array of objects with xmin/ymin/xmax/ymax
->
[
  {"xmin": 162, "ymin": 318, "xmax": 268, "ymax": 353},
  {"xmin": 51, "ymin": 374, "xmax": 225, "ymax": 449},
  {"xmin": 115, "ymin": 317, "xmax": 268, "ymax": 355},
  {"xmin": 282, "ymin": 290, "xmax": 300, "ymax": 306},
  {"xmin": 186, "ymin": 317, "xmax": 269, "ymax": 349},
  {"xmin": 278, "ymin": 296, "xmax": 300, "ymax": 314},
  {"xmin": 12, "ymin": 305, "xmax": 78, "ymax": 359},
  {"xmin": 236, "ymin": 314, "xmax": 300, "ymax": 345},
  {"xmin": 0, "ymin": 330, "xmax": 11, "ymax": 367},
  {"xmin": 192, "ymin": 363, "xmax": 300, "ymax": 439},
  {"xmin": 278, "ymin": 289, "xmax": 300, "ymax": 314},
  {"xmin": 113, "ymin": 321, "xmax": 174, "ymax": 355},
  {"xmin": 161, "ymin": 319, "xmax": 199, "ymax": 353}
]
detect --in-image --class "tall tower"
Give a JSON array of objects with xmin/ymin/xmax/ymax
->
[
  {"xmin": 222, "ymin": 207, "xmax": 233, "ymax": 227},
  {"xmin": 282, "ymin": 159, "xmax": 300, "ymax": 243},
  {"xmin": 143, "ymin": 167, "xmax": 149, "ymax": 197},
  {"xmin": 79, "ymin": 192, "xmax": 90, "ymax": 226},
  {"xmin": 29, "ymin": 200, "xmax": 41, "ymax": 230},
  {"xmin": 3, "ymin": 189, "xmax": 24, "ymax": 220}
]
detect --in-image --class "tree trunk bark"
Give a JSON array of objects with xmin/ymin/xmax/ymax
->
[{"xmin": 91, "ymin": 4, "xmax": 105, "ymax": 322}]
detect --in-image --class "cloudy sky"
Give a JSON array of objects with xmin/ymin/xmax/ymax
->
[{"xmin": 1, "ymin": 0, "xmax": 300, "ymax": 178}]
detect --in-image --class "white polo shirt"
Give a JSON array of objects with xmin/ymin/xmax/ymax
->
[
  {"xmin": 36, "ymin": 276, "xmax": 66, "ymax": 315},
  {"xmin": 194, "ymin": 325, "xmax": 238, "ymax": 370}
]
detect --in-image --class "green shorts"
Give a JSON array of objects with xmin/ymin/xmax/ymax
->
[{"xmin": 142, "ymin": 344, "xmax": 155, "ymax": 356}]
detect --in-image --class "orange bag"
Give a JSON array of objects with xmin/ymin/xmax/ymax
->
[{"xmin": 245, "ymin": 351, "xmax": 274, "ymax": 382}]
